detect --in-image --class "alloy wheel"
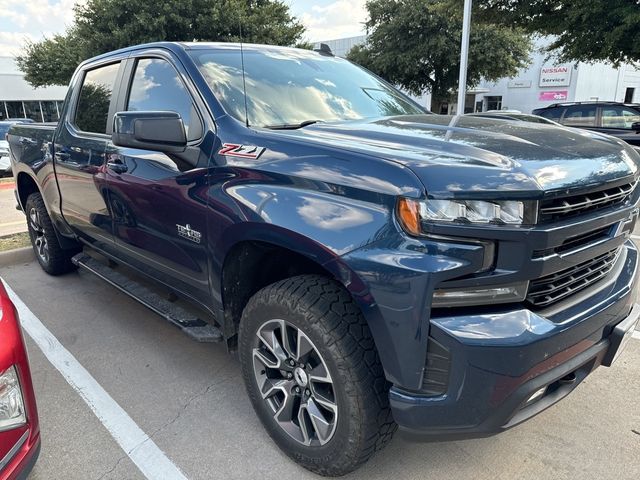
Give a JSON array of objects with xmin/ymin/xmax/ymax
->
[
  {"xmin": 252, "ymin": 319, "xmax": 338, "ymax": 446},
  {"xmin": 29, "ymin": 207, "xmax": 49, "ymax": 264}
]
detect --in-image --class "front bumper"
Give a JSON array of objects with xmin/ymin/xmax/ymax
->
[
  {"xmin": 0, "ymin": 431, "xmax": 40, "ymax": 480},
  {"xmin": 390, "ymin": 241, "xmax": 639, "ymax": 438}
]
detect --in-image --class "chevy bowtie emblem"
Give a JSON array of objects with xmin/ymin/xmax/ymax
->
[
  {"xmin": 176, "ymin": 223, "xmax": 202, "ymax": 243},
  {"xmin": 218, "ymin": 143, "xmax": 266, "ymax": 159}
]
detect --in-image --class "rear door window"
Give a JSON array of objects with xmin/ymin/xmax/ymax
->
[
  {"xmin": 601, "ymin": 106, "xmax": 640, "ymax": 129},
  {"xmin": 562, "ymin": 105, "xmax": 596, "ymax": 127},
  {"xmin": 75, "ymin": 62, "xmax": 121, "ymax": 134}
]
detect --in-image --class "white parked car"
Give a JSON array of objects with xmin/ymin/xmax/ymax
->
[{"xmin": 0, "ymin": 121, "xmax": 21, "ymax": 174}]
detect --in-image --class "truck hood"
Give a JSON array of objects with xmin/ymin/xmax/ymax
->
[{"xmin": 277, "ymin": 115, "xmax": 640, "ymax": 198}]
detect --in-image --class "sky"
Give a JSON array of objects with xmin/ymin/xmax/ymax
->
[{"xmin": 0, "ymin": 0, "xmax": 368, "ymax": 56}]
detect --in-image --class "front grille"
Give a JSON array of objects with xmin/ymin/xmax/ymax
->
[
  {"xmin": 526, "ymin": 248, "xmax": 621, "ymax": 308},
  {"xmin": 532, "ymin": 225, "xmax": 612, "ymax": 258},
  {"xmin": 538, "ymin": 181, "xmax": 637, "ymax": 223}
]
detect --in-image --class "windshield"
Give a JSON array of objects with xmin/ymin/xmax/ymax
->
[{"xmin": 189, "ymin": 46, "xmax": 425, "ymax": 127}]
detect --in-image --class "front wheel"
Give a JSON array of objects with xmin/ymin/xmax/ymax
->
[
  {"xmin": 239, "ymin": 275, "xmax": 396, "ymax": 476},
  {"xmin": 25, "ymin": 192, "xmax": 79, "ymax": 275}
]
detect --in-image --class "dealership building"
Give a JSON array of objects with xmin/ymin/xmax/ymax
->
[
  {"xmin": 0, "ymin": 56, "xmax": 67, "ymax": 122},
  {"xmin": 317, "ymin": 36, "xmax": 640, "ymax": 114}
]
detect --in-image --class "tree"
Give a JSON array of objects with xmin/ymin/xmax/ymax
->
[
  {"xmin": 16, "ymin": 0, "xmax": 305, "ymax": 87},
  {"xmin": 476, "ymin": 0, "xmax": 640, "ymax": 66},
  {"xmin": 347, "ymin": 0, "xmax": 532, "ymax": 110}
]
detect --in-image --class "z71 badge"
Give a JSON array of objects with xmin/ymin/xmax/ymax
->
[{"xmin": 218, "ymin": 143, "xmax": 266, "ymax": 159}]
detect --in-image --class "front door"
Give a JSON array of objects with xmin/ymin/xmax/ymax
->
[{"xmin": 105, "ymin": 55, "xmax": 211, "ymax": 305}]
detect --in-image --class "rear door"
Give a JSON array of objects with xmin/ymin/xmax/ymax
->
[
  {"xmin": 598, "ymin": 105, "xmax": 640, "ymax": 146},
  {"xmin": 55, "ymin": 59, "xmax": 126, "ymax": 247},
  {"xmin": 104, "ymin": 51, "xmax": 212, "ymax": 304}
]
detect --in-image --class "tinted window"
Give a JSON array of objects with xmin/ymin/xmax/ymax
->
[
  {"xmin": 127, "ymin": 58, "xmax": 201, "ymax": 141},
  {"xmin": 41, "ymin": 101, "xmax": 59, "ymax": 122},
  {"xmin": 75, "ymin": 62, "xmax": 120, "ymax": 134},
  {"xmin": 562, "ymin": 105, "xmax": 596, "ymax": 127},
  {"xmin": 537, "ymin": 107, "xmax": 564, "ymax": 122},
  {"xmin": 601, "ymin": 106, "xmax": 640, "ymax": 129},
  {"xmin": 23, "ymin": 101, "xmax": 42, "ymax": 122},
  {"xmin": 189, "ymin": 48, "xmax": 424, "ymax": 127},
  {"xmin": 5, "ymin": 101, "xmax": 24, "ymax": 119}
]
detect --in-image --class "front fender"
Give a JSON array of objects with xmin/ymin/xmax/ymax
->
[{"xmin": 209, "ymin": 182, "xmax": 396, "ymax": 301}]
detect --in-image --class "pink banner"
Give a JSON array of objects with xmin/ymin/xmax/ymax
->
[{"xmin": 539, "ymin": 90, "xmax": 568, "ymax": 101}]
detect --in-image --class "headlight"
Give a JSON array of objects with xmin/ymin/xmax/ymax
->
[
  {"xmin": 0, "ymin": 366, "xmax": 26, "ymax": 431},
  {"xmin": 397, "ymin": 198, "xmax": 526, "ymax": 235}
]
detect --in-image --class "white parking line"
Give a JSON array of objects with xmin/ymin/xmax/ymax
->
[
  {"xmin": 633, "ymin": 330, "xmax": 640, "ymax": 340},
  {"xmin": 2, "ymin": 280, "xmax": 188, "ymax": 480}
]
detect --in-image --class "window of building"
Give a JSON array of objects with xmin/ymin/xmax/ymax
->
[
  {"xmin": 41, "ymin": 101, "xmax": 60, "ymax": 122},
  {"xmin": 127, "ymin": 58, "xmax": 202, "ymax": 141},
  {"xmin": 75, "ymin": 62, "xmax": 121, "ymax": 134},
  {"xmin": 485, "ymin": 96, "xmax": 502, "ymax": 111},
  {"xmin": 562, "ymin": 105, "xmax": 596, "ymax": 127},
  {"xmin": 5, "ymin": 101, "xmax": 25, "ymax": 119},
  {"xmin": 23, "ymin": 101, "xmax": 42, "ymax": 122},
  {"xmin": 1, "ymin": 101, "xmax": 64, "ymax": 122},
  {"xmin": 601, "ymin": 106, "xmax": 640, "ymax": 129},
  {"xmin": 624, "ymin": 88, "xmax": 635, "ymax": 104}
]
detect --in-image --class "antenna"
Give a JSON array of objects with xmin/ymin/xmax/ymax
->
[{"xmin": 239, "ymin": 19, "xmax": 250, "ymax": 128}]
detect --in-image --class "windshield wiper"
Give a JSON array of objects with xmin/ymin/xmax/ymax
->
[{"xmin": 263, "ymin": 120, "xmax": 321, "ymax": 130}]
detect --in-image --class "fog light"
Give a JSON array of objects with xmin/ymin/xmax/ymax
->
[
  {"xmin": 432, "ymin": 282, "xmax": 528, "ymax": 307},
  {"xmin": 525, "ymin": 386, "xmax": 547, "ymax": 405},
  {"xmin": 0, "ymin": 366, "xmax": 26, "ymax": 431}
]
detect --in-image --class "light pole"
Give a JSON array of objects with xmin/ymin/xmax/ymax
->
[{"xmin": 456, "ymin": 0, "xmax": 472, "ymax": 115}]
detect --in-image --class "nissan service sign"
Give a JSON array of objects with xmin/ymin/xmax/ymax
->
[{"xmin": 539, "ymin": 65, "xmax": 572, "ymax": 87}]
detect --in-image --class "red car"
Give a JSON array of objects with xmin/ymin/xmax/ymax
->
[{"xmin": 0, "ymin": 282, "xmax": 40, "ymax": 480}]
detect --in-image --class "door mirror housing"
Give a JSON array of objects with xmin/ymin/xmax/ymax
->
[
  {"xmin": 631, "ymin": 122, "xmax": 640, "ymax": 133},
  {"xmin": 112, "ymin": 111, "xmax": 187, "ymax": 152}
]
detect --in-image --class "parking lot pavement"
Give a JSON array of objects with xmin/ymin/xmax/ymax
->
[
  {"xmin": 0, "ymin": 181, "xmax": 27, "ymax": 236},
  {"xmin": 1, "ymin": 257, "xmax": 639, "ymax": 480}
]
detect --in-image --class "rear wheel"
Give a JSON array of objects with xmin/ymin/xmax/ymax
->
[
  {"xmin": 239, "ymin": 275, "xmax": 396, "ymax": 476},
  {"xmin": 25, "ymin": 192, "xmax": 78, "ymax": 275}
]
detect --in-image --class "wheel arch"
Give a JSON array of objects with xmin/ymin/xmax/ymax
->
[
  {"xmin": 15, "ymin": 171, "xmax": 40, "ymax": 211},
  {"xmin": 16, "ymin": 170, "xmax": 79, "ymax": 251},
  {"xmin": 217, "ymin": 225, "xmax": 378, "ymax": 351}
]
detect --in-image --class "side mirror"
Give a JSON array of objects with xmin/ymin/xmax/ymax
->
[
  {"xmin": 632, "ymin": 122, "xmax": 640, "ymax": 133},
  {"xmin": 112, "ymin": 111, "xmax": 187, "ymax": 152}
]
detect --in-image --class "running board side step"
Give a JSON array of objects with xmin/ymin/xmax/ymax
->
[{"xmin": 72, "ymin": 253, "xmax": 223, "ymax": 343}]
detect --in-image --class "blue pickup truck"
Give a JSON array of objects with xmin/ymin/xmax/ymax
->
[{"xmin": 8, "ymin": 42, "xmax": 640, "ymax": 475}]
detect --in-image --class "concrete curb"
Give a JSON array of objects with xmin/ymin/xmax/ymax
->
[{"xmin": 0, "ymin": 247, "xmax": 34, "ymax": 267}]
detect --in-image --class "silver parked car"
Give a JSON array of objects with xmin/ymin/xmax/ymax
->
[{"xmin": 0, "ymin": 121, "xmax": 22, "ymax": 175}]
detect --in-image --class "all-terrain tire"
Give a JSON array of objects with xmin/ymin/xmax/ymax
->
[
  {"xmin": 25, "ymin": 192, "xmax": 79, "ymax": 275},
  {"xmin": 239, "ymin": 275, "xmax": 396, "ymax": 476}
]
